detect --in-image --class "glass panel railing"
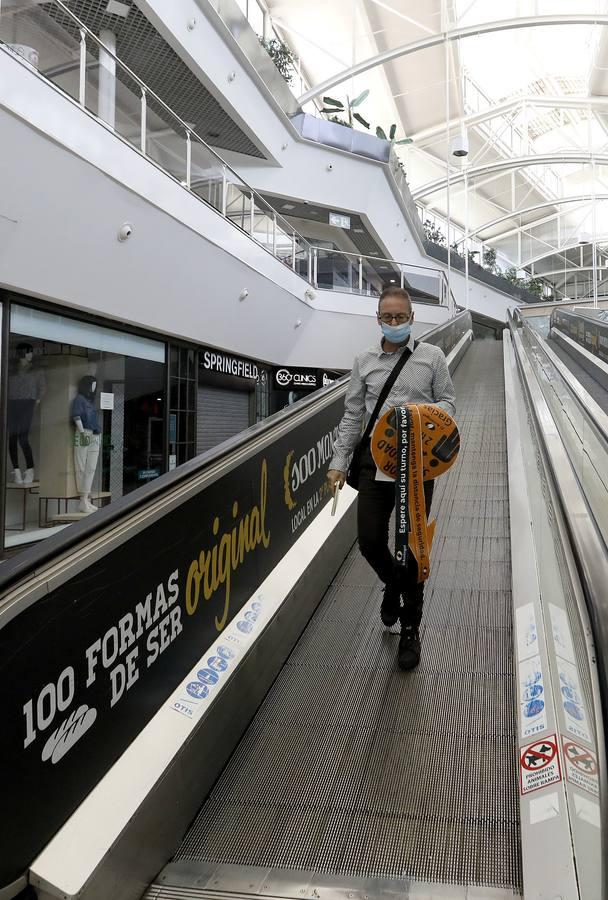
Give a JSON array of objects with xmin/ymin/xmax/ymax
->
[
  {"xmin": 251, "ymin": 198, "xmax": 276, "ymax": 255},
  {"xmin": 309, "ymin": 249, "xmax": 447, "ymax": 305},
  {"xmin": 294, "ymin": 235, "xmax": 311, "ymax": 279},
  {"xmin": 0, "ymin": 0, "xmax": 312, "ymax": 271},
  {"xmin": 225, "ymin": 178, "xmax": 254, "ymax": 232},
  {"xmin": 189, "ymin": 137, "xmax": 225, "ymax": 214},
  {"xmin": 275, "ymin": 222, "xmax": 295, "ymax": 268},
  {"xmin": 0, "ymin": 0, "xmax": 82, "ymax": 104}
]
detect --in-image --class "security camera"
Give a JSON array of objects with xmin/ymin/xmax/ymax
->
[
  {"xmin": 327, "ymin": 163, "xmax": 334, "ymax": 171},
  {"xmin": 118, "ymin": 223, "xmax": 133, "ymax": 241},
  {"xmin": 451, "ymin": 133, "xmax": 469, "ymax": 158}
]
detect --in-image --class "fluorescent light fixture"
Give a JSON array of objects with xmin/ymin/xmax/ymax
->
[
  {"xmin": 282, "ymin": 203, "xmax": 296, "ymax": 210},
  {"xmin": 106, "ymin": 1, "xmax": 130, "ymax": 17}
]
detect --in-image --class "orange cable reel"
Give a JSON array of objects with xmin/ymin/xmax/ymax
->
[{"xmin": 370, "ymin": 404, "xmax": 460, "ymax": 583}]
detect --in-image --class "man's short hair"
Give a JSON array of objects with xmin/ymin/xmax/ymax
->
[{"xmin": 378, "ymin": 285, "xmax": 412, "ymax": 309}]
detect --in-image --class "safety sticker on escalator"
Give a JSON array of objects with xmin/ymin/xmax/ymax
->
[
  {"xmin": 562, "ymin": 737, "xmax": 599, "ymax": 797},
  {"xmin": 520, "ymin": 734, "xmax": 562, "ymax": 795},
  {"xmin": 518, "ymin": 654, "xmax": 547, "ymax": 738}
]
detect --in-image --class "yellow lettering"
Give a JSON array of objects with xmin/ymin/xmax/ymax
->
[
  {"xmin": 185, "ymin": 560, "xmax": 201, "ymax": 615},
  {"xmin": 184, "ymin": 461, "xmax": 272, "ymax": 630}
]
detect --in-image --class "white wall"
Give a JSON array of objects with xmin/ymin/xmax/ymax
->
[{"xmin": 0, "ymin": 51, "xmax": 448, "ymax": 373}]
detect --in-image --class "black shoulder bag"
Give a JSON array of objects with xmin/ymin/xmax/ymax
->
[{"xmin": 346, "ymin": 342, "xmax": 415, "ymax": 490}]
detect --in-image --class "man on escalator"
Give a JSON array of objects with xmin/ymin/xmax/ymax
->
[{"xmin": 326, "ymin": 286, "xmax": 456, "ymax": 671}]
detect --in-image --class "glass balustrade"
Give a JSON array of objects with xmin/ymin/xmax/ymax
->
[{"xmin": 0, "ymin": 0, "xmax": 456, "ymax": 309}]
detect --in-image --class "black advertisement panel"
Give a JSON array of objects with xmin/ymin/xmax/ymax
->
[
  {"xmin": 272, "ymin": 367, "xmax": 343, "ymax": 392},
  {"xmin": 0, "ymin": 396, "xmax": 344, "ymax": 887}
]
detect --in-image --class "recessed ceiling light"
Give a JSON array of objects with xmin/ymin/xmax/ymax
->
[
  {"xmin": 105, "ymin": 0, "xmax": 130, "ymax": 17},
  {"xmin": 309, "ymin": 210, "xmax": 318, "ymax": 216},
  {"xmin": 282, "ymin": 203, "xmax": 295, "ymax": 210},
  {"xmin": 354, "ymin": 228, "xmax": 364, "ymax": 233}
]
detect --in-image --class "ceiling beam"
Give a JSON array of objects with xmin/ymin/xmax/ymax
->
[
  {"xmin": 298, "ymin": 14, "xmax": 608, "ymax": 105},
  {"xmin": 410, "ymin": 95, "xmax": 608, "ymax": 148},
  {"xmin": 467, "ymin": 195, "xmax": 608, "ymax": 238},
  {"xmin": 412, "ymin": 153, "xmax": 608, "ymax": 199}
]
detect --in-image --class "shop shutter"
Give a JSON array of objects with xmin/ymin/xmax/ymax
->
[{"xmin": 196, "ymin": 385, "xmax": 251, "ymax": 454}]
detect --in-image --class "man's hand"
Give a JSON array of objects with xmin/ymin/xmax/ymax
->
[{"xmin": 327, "ymin": 469, "xmax": 346, "ymax": 495}]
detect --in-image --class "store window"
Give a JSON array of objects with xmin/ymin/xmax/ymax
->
[
  {"xmin": 169, "ymin": 345, "xmax": 196, "ymax": 468},
  {"xmin": 255, "ymin": 368, "xmax": 270, "ymax": 422},
  {"xmin": 4, "ymin": 302, "xmax": 166, "ymax": 547}
]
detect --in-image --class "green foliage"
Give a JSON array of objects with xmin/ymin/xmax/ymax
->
[
  {"xmin": 259, "ymin": 38, "xmax": 296, "ymax": 84},
  {"xmin": 482, "ymin": 247, "xmax": 497, "ymax": 272},
  {"xmin": 423, "ymin": 219, "xmax": 446, "ymax": 246},
  {"xmin": 322, "ymin": 93, "xmax": 370, "ymax": 129},
  {"xmin": 376, "ymin": 124, "xmax": 413, "ymax": 145},
  {"xmin": 525, "ymin": 277, "xmax": 544, "ymax": 297}
]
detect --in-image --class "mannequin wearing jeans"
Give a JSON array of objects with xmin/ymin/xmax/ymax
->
[
  {"xmin": 8, "ymin": 342, "xmax": 46, "ymax": 484},
  {"xmin": 72, "ymin": 375, "xmax": 101, "ymax": 514}
]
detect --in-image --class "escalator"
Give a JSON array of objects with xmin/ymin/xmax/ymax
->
[
  {"xmin": 1, "ymin": 314, "xmax": 605, "ymax": 900},
  {"xmin": 149, "ymin": 340, "xmax": 521, "ymax": 895}
]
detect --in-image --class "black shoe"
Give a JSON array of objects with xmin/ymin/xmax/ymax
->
[
  {"xmin": 398, "ymin": 625, "xmax": 421, "ymax": 670},
  {"xmin": 381, "ymin": 582, "xmax": 401, "ymax": 627}
]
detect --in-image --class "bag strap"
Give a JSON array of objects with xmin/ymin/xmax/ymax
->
[{"xmin": 361, "ymin": 341, "xmax": 416, "ymax": 445}]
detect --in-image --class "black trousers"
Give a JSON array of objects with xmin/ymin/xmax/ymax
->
[
  {"xmin": 8, "ymin": 399, "xmax": 35, "ymax": 470},
  {"xmin": 357, "ymin": 444, "xmax": 434, "ymax": 627}
]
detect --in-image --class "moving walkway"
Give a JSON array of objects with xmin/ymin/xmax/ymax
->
[{"xmin": 0, "ymin": 313, "xmax": 605, "ymax": 900}]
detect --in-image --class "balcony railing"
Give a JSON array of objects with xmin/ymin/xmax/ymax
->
[
  {"xmin": 0, "ymin": 0, "xmax": 312, "ymax": 274},
  {"xmin": 307, "ymin": 247, "xmax": 451, "ymax": 309},
  {"xmin": 0, "ymin": 0, "xmax": 452, "ymax": 315}
]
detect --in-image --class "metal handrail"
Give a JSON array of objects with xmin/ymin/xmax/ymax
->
[
  {"xmin": 511, "ymin": 321, "xmax": 608, "ymax": 897},
  {"xmin": 522, "ymin": 320, "xmax": 608, "ymax": 447},
  {"xmin": 308, "ymin": 245, "xmax": 453, "ymax": 308},
  {"xmin": 309, "ymin": 245, "xmax": 450, "ymax": 275},
  {"xmin": 1, "ymin": 0, "xmax": 312, "ymax": 269}
]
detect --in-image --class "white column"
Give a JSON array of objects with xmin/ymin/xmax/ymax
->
[
  {"xmin": 464, "ymin": 169, "xmax": 469, "ymax": 309},
  {"xmin": 98, "ymin": 29, "xmax": 116, "ymax": 129},
  {"xmin": 445, "ymin": 36, "xmax": 452, "ymax": 316}
]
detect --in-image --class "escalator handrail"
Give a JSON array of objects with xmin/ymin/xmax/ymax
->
[
  {"xmin": 521, "ymin": 320, "xmax": 608, "ymax": 448},
  {"xmin": 510, "ymin": 323, "xmax": 608, "ymax": 897}
]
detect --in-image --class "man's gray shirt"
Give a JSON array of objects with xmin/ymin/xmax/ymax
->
[{"xmin": 329, "ymin": 338, "xmax": 456, "ymax": 473}]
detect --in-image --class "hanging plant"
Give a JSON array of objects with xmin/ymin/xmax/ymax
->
[
  {"xmin": 259, "ymin": 37, "xmax": 296, "ymax": 84},
  {"xmin": 321, "ymin": 91, "xmax": 370, "ymax": 129}
]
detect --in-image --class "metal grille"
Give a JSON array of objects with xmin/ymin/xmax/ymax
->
[
  {"xmin": 196, "ymin": 385, "xmax": 251, "ymax": 454},
  {"xmin": 41, "ymin": 0, "xmax": 265, "ymax": 157},
  {"xmin": 155, "ymin": 341, "xmax": 521, "ymax": 892}
]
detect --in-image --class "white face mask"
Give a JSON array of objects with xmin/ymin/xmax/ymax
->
[{"xmin": 91, "ymin": 382, "xmax": 97, "ymax": 393}]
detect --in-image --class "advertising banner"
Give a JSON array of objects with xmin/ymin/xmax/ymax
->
[{"xmin": 0, "ymin": 394, "xmax": 345, "ymax": 886}]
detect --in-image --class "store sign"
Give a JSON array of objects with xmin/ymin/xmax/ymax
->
[
  {"xmin": 273, "ymin": 367, "xmax": 319, "ymax": 391},
  {"xmin": 329, "ymin": 212, "xmax": 351, "ymax": 229},
  {"xmin": 201, "ymin": 349, "xmax": 259, "ymax": 381},
  {"xmin": 0, "ymin": 394, "xmax": 345, "ymax": 888}
]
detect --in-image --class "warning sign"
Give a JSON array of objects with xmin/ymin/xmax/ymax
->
[
  {"xmin": 520, "ymin": 734, "xmax": 562, "ymax": 795},
  {"xmin": 562, "ymin": 737, "xmax": 599, "ymax": 797}
]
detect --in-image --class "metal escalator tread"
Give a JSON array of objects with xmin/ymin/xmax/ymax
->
[
  {"xmin": 168, "ymin": 341, "xmax": 521, "ymax": 891},
  {"xmin": 548, "ymin": 335, "xmax": 608, "ymax": 416}
]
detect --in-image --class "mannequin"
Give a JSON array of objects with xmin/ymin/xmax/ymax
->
[
  {"xmin": 72, "ymin": 375, "xmax": 101, "ymax": 514},
  {"xmin": 8, "ymin": 342, "xmax": 46, "ymax": 484}
]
